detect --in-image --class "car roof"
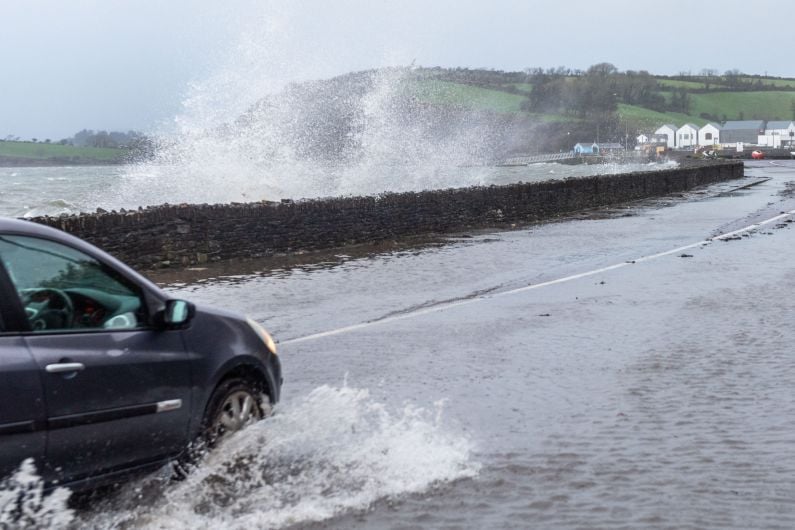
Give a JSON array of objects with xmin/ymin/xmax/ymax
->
[
  {"xmin": 0, "ymin": 216, "xmax": 59, "ymax": 235},
  {"xmin": 0, "ymin": 217, "xmax": 104, "ymax": 256}
]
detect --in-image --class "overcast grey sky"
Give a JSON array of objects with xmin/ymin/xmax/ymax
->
[{"xmin": 1, "ymin": 0, "xmax": 789, "ymax": 140}]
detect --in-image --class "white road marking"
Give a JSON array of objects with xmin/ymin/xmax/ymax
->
[{"xmin": 281, "ymin": 208, "xmax": 795, "ymax": 346}]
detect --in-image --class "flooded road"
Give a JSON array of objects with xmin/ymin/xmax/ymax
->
[{"xmin": 73, "ymin": 161, "xmax": 795, "ymax": 528}]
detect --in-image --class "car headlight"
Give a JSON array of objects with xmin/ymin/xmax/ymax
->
[{"xmin": 246, "ymin": 317, "xmax": 278, "ymax": 355}]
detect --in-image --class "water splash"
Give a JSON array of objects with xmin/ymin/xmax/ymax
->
[
  {"xmin": 0, "ymin": 459, "xmax": 73, "ymax": 529},
  {"xmin": 89, "ymin": 1, "xmax": 680, "ymax": 211},
  {"xmin": 79, "ymin": 385, "xmax": 478, "ymax": 529},
  {"xmin": 98, "ymin": 1, "xmax": 519, "ymax": 208},
  {"xmin": 110, "ymin": 67, "xmax": 514, "ymax": 207}
]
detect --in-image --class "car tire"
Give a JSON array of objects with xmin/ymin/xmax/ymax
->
[
  {"xmin": 204, "ymin": 378, "xmax": 271, "ymax": 447},
  {"xmin": 174, "ymin": 377, "xmax": 271, "ymax": 478}
]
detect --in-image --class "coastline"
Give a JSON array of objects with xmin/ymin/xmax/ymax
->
[{"xmin": 0, "ymin": 156, "xmax": 126, "ymax": 167}]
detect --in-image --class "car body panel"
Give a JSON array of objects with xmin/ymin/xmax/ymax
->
[
  {"xmin": 0, "ymin": 217, "xmax": 282, "ymax": 491},
  {"xmin": 24, "ymin": 329, "xmax": 193, "ymax": 483},
  {"xmin": 0, "ymin": 335, "xmax": 46, "ymax": 478},
  {"xmin": 182, "ymin": 305, "xmax": 281, "ymax": 439}
]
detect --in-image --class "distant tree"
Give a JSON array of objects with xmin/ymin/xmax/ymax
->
[
  {"xmin": 44, "ymin": 139, "xmax": 51, "ymax": 143},
  {"xmin": 587, "ymin": 62, "xmax": 618, "ymax": 77},
  {"xmin": 668, "ymin": 87, "xmax": 691, "ymax": 114},
  {"xmin": 700, "ymin": 68, "xmax": 718, "ymax": 90},
  {"xmin": 31, "ymin": 138, "xmax": 37, "ymax": 143},
  {"xmin": 724, "ymin": 69, "xmax": 744, "ymax": 89},
  {"xmin": 67, "ymin": 128, "xmax": 142, "ymax": 148},
  {"xmin": 72, "ymin": 129, "xmax": 94, "ymax": 147},
  {"xmin": 90, "ymin": 131, "xmax": 115, "ymax": 148}
]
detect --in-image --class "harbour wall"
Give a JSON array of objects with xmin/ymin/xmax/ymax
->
[{"xmin": 31, "ymin": 160, "xmax": 743, "ymax": 270}]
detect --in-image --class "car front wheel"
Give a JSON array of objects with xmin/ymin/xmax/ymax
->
[
  {"xmin": 175, "ymin": 377, "xmax": 271, "ymax": 478},
  {"xmin": 205, "ymin": 378, "xmax": 271, "ymax": 447}
]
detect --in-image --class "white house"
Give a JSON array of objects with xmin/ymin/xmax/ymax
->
[
  {"xmin": 698, "ymin": 123, "xmax": 721, "ymax": 147},
  {"xmin": 758, "ymin": 121, "xmax": 795, "ymax": 148},
  {"xmin": 636, "ymin": 133, "xmax": 650, "ymax": 144},
  {"xmin": 654, "ymin": 124, "xmax": 677, "ymax": 148},
  {"xmin": 676, "ymin": 123, "xmax": 699, "ymax": 148}
]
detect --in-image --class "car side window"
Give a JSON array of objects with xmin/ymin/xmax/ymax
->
[{"xmin": 0, "ymin": 235, "xmax": 147, "ymax": 333}]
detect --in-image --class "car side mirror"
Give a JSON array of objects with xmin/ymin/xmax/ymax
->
[{"xmin": 163, "ymin": 299, "xmax": 195, "ymax": 326}]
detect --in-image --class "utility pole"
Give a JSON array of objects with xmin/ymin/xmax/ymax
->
[{"xmin": 625, "ymin": 121, "xmax": 628, "ymax": 150}]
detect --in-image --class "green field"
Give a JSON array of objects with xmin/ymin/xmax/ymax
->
[
  {"xmin": 690, "ymin": 91, "xmax": 795, "ymax": 121},
  {"xmin": 657, "ymin": 79, "xmax": 715, "ymax": 90},
  {"xmin": 740, "ymin": 77, "xmax": 795, "ymax": 88},
  {"xmin": 510, "ymin": 82, "xmax": 534, "ymax": 94},
  {"xmin": 0, "ymin": 141, "xmax": 128, "ymax": 161},
  {"xmin": 413, "ymin": 80, "xmax": 528, "ymax": 113},
  {"xmin": 659, "ymin": 77, "xmax": 795, "ymax": 90}
]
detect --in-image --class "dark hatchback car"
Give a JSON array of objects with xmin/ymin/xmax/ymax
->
[{"xmin": 0, "ymin": 217, "xmax": 281, "ymax": 491}]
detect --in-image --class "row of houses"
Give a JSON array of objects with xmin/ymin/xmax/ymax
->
[{"xmin": 640, "ymin": 121, "xmax": 795, "ymax": 149}]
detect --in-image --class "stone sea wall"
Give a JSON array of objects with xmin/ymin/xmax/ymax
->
[{"xmin": 32, "ymin": 160, "xmax": 743, "ymax": 270}]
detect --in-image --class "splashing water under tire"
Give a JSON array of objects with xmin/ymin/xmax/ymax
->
[{"xmin": 76, "ymin": 385, "xmax": 478, "ymax": 529}]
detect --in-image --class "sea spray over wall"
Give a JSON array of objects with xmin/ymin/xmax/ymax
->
[
  {"xmin": 91, "ymin": 2, "xmax": 673, "ymax": 214},
  {"xmin": 102, "ymin": 2, "xmax": 518, "ymax": 208},
  {"xmin": 112, "ymin": 68, "xmax": 517, "ymax": 207}
]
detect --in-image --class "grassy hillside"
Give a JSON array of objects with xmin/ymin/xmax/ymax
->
[
  {"xmin": 413, "ymin": 80, "xmax": 528, "ymax": 113},
  {"xmin": 411, "ymin": 80, "xmax": 571, "ymax": 124},
  {"xmin": 511, "ymin": 83, "xmax": 534, "ymax": 94},
  {"xmin": 690, "ymin": 91, "xmax": 795, "ymax": 121},
  {"xmin": 413, "ymin": 76, "xmax": 795, "ymax": 130}
]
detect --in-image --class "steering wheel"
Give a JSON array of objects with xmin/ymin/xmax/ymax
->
[{"xmin": 20, "ymin": 288, "xmax": 75, "ymax": 331}]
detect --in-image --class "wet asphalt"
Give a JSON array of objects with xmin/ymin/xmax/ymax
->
[{"xmin": 81, "ymin": 160, "xmax": 795, "ymax": 529}]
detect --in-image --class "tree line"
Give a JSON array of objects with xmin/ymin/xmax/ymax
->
[
  {"xmin": 2, "ymin": 130, "xmax": 152, "ymax": 149},
  {"xmin": 63, "ymin": 129, "xmax": 146, "ymax": 149}
]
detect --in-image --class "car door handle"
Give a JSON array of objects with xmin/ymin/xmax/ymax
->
[{"xmin": 45, "ymin": 362, "xmax": 85, "ymax": 374}]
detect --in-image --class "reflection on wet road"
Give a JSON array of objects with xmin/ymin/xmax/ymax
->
[{"xmin": 77, "ymin": 161, "xmax": 795, "ymax": 528}]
